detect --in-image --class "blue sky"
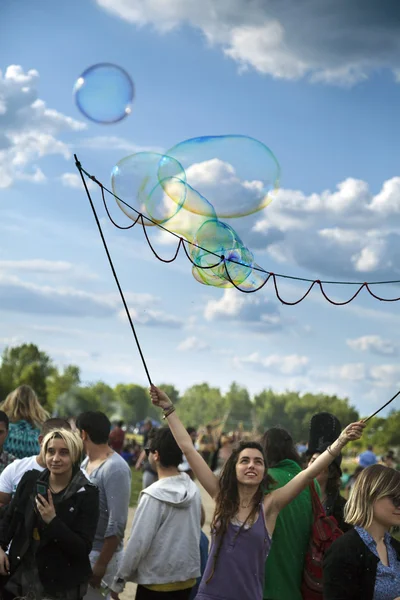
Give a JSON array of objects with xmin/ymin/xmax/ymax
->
[{"xmin": 1, "ymin": 0, "xmax": 400, "ymax": 416}]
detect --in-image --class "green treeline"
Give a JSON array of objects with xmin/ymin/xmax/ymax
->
[{"xmin": 0, "ymin": 344, "xmax": 398, "ymax": 450}]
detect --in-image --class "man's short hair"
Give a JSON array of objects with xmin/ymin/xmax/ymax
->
[
  {"xmin": 41, "ymin": 418, "xmax": 71, "ymax": 437},
  {"xmin": 0, "ymin": 411, "xmax": 9, "ymax": 430},
  {"xmin": 76, "ymin": 411, "xmax": 111, "ymax": 444},
  {"xmin": 149, "ymin": 427, "xmax": 183, "ymax": 468}
]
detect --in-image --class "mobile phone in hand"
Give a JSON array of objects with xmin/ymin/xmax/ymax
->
[{"xmin": 36, "ymin": 481, "xmax": 49, "ymax": 503}]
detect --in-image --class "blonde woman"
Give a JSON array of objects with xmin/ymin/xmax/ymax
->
[
  {"xmin": 0, "ymin": 385, "xmax": 49, "ymax": 458},
  {"xmin": 0, "ymin": 428, "xmax": 99, "ymax": 600},
  {"xmin": 323, "ymin": 464, "xmax": 400, "ymax": 600}
]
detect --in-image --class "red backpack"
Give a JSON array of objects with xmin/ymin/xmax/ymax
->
[{"xmin": 301, "ymin": 481, "xmax": 343, "ymax": 600}]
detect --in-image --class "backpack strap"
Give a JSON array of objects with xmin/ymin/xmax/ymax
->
[{"xmin": 309, "ymin": 480, "xmax": 325, "ymax": 518}]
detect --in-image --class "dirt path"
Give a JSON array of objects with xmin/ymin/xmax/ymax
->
[{"xmin": 120, "ymin": 485, "xmax": 215, "ymax": 599}]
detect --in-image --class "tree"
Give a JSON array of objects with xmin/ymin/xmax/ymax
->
[
  {"xmin": 178, "ymin": 384, "xmax": 227, "ymax": 427},
  {"xmin": 55, "ymin": 386, "xmax": 101, "ymax": 417},
  {"xmin": 253, "ymin": 389, "xmax": 360, "ymax": 441},
  {"xmin": 114, "ymin": 384, "xmax": 154, "ymax": 424},
  {"xmin": 224, "ymin": 383, "xmax": 254, "ymax": 431},
  {"xmin": 54, "ymin": 381, "xmax": 116, "ymax": 419},
  {"xmin": 90, "ymin": 382, "xmax": 117, "ymax": 416},
  {"xmin": 254, "ymin": 390, "xmax": 294, "ymax": 434},
  {"xmin": 369, "ymin": 410, "xmax": 400, "ymax": 448},
  {"xmin": 158, "ymin": 384, "xmax": 180, "ymax": 405},
  {"xmin": 46, "ymin": 365, "xmax": 81, "ymax": 413},
  {"xmin": 0, "ymin": 344, "xmax": 53, "ymax": 408}
]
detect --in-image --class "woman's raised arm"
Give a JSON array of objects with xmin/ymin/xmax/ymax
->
[
  {"xmin": 264, "ymin": 421, "xmax": 365, "ymax": 522},
  {"xmin": 149, "ymin": 385, "xmax": 219, "ymax": 499}
]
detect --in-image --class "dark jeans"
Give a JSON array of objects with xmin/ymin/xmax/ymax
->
[{"xmin": 135, "ymin": 585, "xmax": 193, "ymax": 600}]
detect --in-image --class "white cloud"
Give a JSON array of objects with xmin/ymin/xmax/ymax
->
[
  {"xmin": 184, "ymin": 158, "xmax": 266, "ymax": 218},
  {"xmin": 0, "ymin": 259, "xmax": 73, "ymax": 274},
  {"xmin": 351, "ymin": 245, "xmax": 383, "ymax": 272},
  {"xmin": 78, "ymin": 136, "xmax": 163, "ymax": 153},
  {"xmin": 17, "ymin": 167, "xmax": 46, "ymax": 184},
  {"xmin": 96, "ymin": 0, "xmax": 400, "ymax": 85},
  {"xmin": 204, "ymin": 288, "xmax": 283, "ymax": 330},
  {"xmin": 0, "ymin": 273, "xmax": 162, "ymax": 320},
  {"xmin": 177, "ymin": 336, "xmax": 209, "ymax": 352},
  {"xmin": 0, "ymin": 336, "xmax": 24, "ymax": 348},
  {"xmin": 347, "ymin": 335, "xmax": 398, "ymax": 356},
  {"xmin": 0, "ymin": 274, "xmax": 117, "ymax": 318},
  {"xmin": 235, "ymin": 352, "xmax": 309, "ymax": 375},
  {"xmin": 60, "ymin": 172, "xmax": 95, "ymax": 190},
  {"xmin": 224, "ymin": 22, "xmax": 308, "ymax": 80},
  {"xmin": 109, "ymin": 161, "xmax": 400, "ymax": 282},
  {"xmin": 0, "ymin": 65, "xmax": 86, "ymax": 189},
  {"xmin": 29, "ymin": 324, "xmax": 87, "ymax": 337},
  {"xmin": 369, "ymin": 177, "xmax": 400, "ymax": 214},
  {"xmin": 369, "ymin": 364, "xmax": 400, "ymax": 388},
  {"xmin": 245, "ymin": 176, "xmax": 400, "ymax": 281},
  {"xmin": 329, "ymin": 363, "xmax": 366, "ymax": 382},
  {"xmin": 120, "ymin": 307, "xmax": 184, "ymax": 329},
  {"xmin": 0, "ymin": 259, "xmax": 99, "ymax": 283}
]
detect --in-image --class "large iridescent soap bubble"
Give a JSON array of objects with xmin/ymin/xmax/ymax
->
[
  {"xmin": 190, "ymin": 219, "xmax": 253, "ymax": 286},
  {"xmin": 234, "ymin": 263, "xmax": 269, "ymax": 291},
  {"xmin": 111, "ymin": 135, "xmax": 279, "ymax": 291},
  {"xmin": 159, "ymin": 135, "xmax": 280, "ymax": 219},
  {"xmin": 192, "ymin": 265, "xmax": 232, "ymax": 288},
  {"xmin": 146, "ymin": 180, "xmax": 216, "ymax": 241},
  {"xmin": 112, "ymin": 152, "xmax": 186, "ymax": 225},
  {"xmin": 74, "ymin": 63, "xmax": 134, "ymax": 124}
]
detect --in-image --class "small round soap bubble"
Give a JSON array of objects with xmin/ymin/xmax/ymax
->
[{"xmin": 73, "ymin": 63, "xmax": 134, "ymax": 124}]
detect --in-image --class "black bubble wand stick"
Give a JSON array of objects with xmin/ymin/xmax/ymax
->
[
  {"xmin": 74, "ymin": 154, "xmax": 153, "ymax": 386},
  {"xmin": 364, "ymin": 389, "xmax": 400, "ymax": 423}
]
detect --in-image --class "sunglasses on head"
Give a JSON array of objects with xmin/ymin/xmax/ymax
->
[{"xmin": 388, "ymin": 495, "xmax": 400, "ymax": 509}]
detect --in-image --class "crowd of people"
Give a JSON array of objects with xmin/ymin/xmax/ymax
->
[{"xmin": 0, "ymin": 383, "xmax": 398, "ymax": 599}]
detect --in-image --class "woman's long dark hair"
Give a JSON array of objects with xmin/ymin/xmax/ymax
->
[
  {"xmin": 207, "ymin": 441, "xmax": 273, "ymax": 583},
  {"xmin": 326, "ymin": 462, "xmax": 342, "ymax": 497},
  {"xmin": 261, "ymin": 426, "xmax": 302, "ymax": 468}
]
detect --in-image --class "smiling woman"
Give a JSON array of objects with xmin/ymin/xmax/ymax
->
[
  {"xmin": 323, "ymin": 465, "xmax": 400, "ymax": 600},
  {"xmin": 0, "ymin": 428, "xmax": 99, "ymax": 600},
  {"xmin": 147, "ymin": 385, "xmax": 365, "ymax": 600}
]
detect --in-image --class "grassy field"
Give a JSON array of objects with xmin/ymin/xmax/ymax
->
[{"xmin": 130, "ymin": 468, "xmax": 143, "ymax": 506}]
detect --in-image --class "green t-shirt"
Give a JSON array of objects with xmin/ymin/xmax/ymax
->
[{"xmin": 264, "ymin": 459, "xmax": 318, "ymax": 600}]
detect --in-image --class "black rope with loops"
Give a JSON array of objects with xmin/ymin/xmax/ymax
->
[{"xmin": 73, "ymin": 154, "xmax": 400, "ymax": 419}]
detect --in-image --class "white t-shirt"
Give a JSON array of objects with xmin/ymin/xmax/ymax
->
[
  {"xmin": 178, "ymin": 454, "xmax": 191, "ymax": 473},
  {"xmin": 0, "ymin": 455, "xmax": 45, "ymax": 495}
]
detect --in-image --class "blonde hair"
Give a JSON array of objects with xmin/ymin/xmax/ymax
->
[
  {"xmin": 345, "ymin": 464, "xmax": 400, "ymax": 528},
  {"xmin": 0, "ymin": 385, "xmax": 49, "ymax": 427},
  {"xmin": 40, "ymin": 428, "xmax": 83, "ymax": 467}
]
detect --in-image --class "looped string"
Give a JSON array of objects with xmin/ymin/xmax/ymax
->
[
  {"xmin": 75, "ymin": 158, "xmax": 400, "ymax": 304},
  {"xmin": 73, "ymin": 155, "xmax": 400, "ymax": 419}
]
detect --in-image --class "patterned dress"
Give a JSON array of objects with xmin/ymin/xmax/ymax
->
[{"xmin": 4, "ymin": 420, "xmax": 41, "ymax": 459}]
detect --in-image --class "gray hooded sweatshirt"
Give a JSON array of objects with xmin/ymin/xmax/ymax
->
[{"xmin": 112, "ymin": 473, "xmax": 201, "ymax": 591}]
